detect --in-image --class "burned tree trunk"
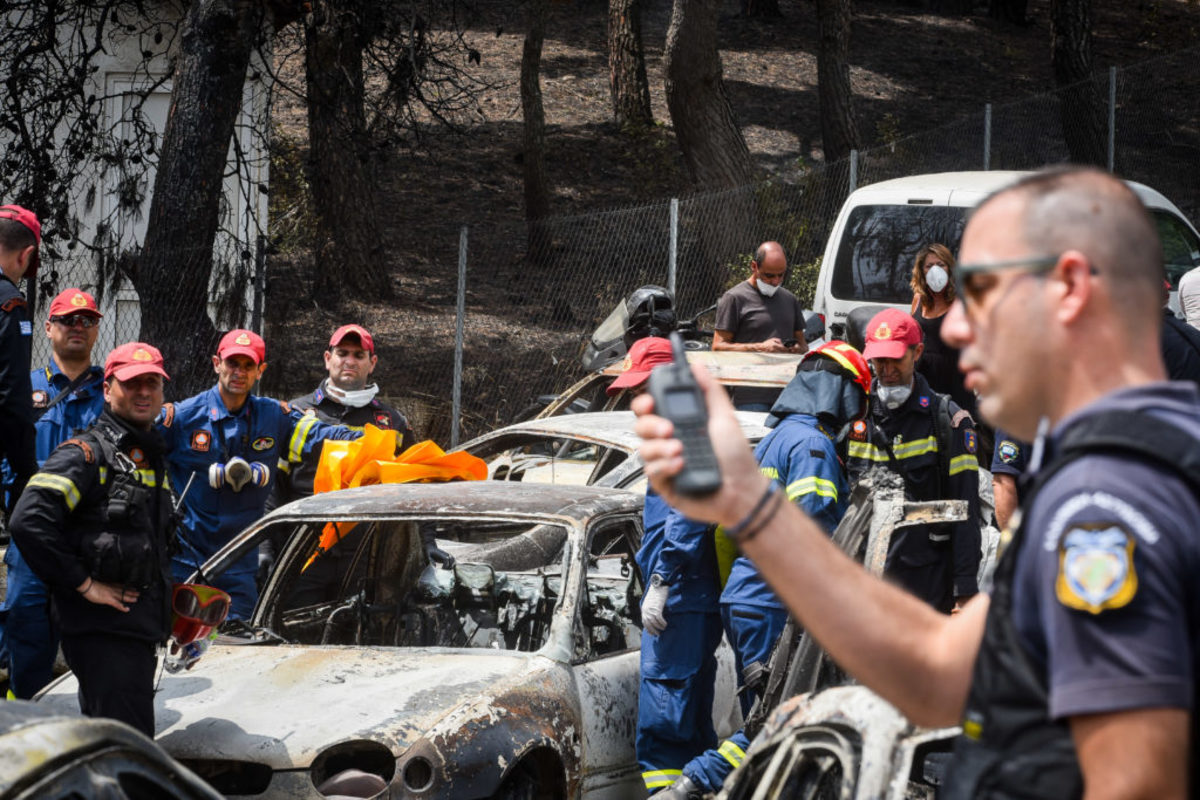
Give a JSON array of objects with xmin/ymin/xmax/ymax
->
[
  {"xmin": 816, "ymin": 0, "xmax": 859, "ymax": 162},
  {"xmin": 521, "ymin": 0, "xmax": 552, "ymax": 261},
  {"xmin": 740, "ymin": 0, "xmax": 783, "ymax": 18},
  {"xmin": 1051, "ymin": 0, "xmax": 1106, "ymax": 167},
  {"xmin": 608, "ymin": 0, "xmax": 653, "ymax": 128},
  {"xmin": 305, "ymin": 0, "xmax": 392, "ymax": 303},
  {"xmin": 664, "ymin": 0, "xmax": 755, "ymax": 190},
  {"xmin": 136, "ymin": 0, "xmax": 265, "ymax": 397}
]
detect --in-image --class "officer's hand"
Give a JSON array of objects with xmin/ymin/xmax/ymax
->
[
  {"xmin": 80, "ymin": 579, "xmax": 138, "ymax": 612},
  {"xmin": 640, "ymin": 578, "xmax": 670, "ymax": 636},
  {"xmin": 425, "ymin": 543, "xmax": 456, "ymax": 570},
  {"xmin": 633, "ymin": 365, "xmax": 771, "ymax": 529}
]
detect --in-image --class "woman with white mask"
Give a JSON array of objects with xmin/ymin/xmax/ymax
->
[{"xmin": 908, "ymin": 243, "xmax": 978, "ymax": 420}]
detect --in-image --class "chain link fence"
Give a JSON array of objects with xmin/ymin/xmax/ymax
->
[{"xmin": 32, "ymin": 44, "xmax": 1200, "ymax": 446}]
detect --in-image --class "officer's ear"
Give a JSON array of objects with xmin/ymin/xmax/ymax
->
[
  {"xmin": 102, "ymin": 378, "xmax": 113, "ymax": 403},
  {"xmin": 257, "ymin": 362, "xmax": 267, "ymax": 379},
  {"xmin": 212, "ymin": 355, "xmax": 222, "ymax": 374},
  {"xmin": 912, "ymin": 342, "xmax": 925, "ymax": 363}
]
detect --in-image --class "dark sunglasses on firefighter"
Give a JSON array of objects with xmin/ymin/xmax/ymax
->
[{"xmin": 50, "ymin": 314, "xmax": 99, "ymax": 329}]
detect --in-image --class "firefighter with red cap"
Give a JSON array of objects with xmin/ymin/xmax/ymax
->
[
  {"xmin": 158, "ymin": 329, "xmax": 359, "ymax": 620},
  {"xmin": 0, "ymin": 204, "xmax": 41, "ymax": 513},
  {"xmin": 845, "ymin": 307, "xmax": 981, "ymax": 613},
  {"xmin": 9, "ymin": 343, "xmax": 174, "ymax": 736},
  {"xmin": 0, "ymin": 288, "xmax": 107, "ymax": 699}
]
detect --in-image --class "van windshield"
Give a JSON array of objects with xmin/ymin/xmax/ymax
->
[{"xmin": 831, "ymin": 205, "xmax": 968, "ymax": 304}]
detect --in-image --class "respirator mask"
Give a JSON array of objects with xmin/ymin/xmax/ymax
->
[
  {"xmin": 925, "ymin": 265, "xmax": 949, "ymax": 293},
  {"xmin": 876, "ymin": 381, "xmax": 913, "ymax": 410},
  {"xmin": 757, "ymin": 281, "xmax": 780, "ymax": 298},
  {"xmin": 208, "ymin": 456, "xmax": 270, "ymax": 492}
]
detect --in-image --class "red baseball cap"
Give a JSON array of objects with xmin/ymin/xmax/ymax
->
[
  {"xmin": 105, "ymin": 342, "xmax": 169, "ymax": 382},
  {"xmin": 217, "ymin": 329, "xmax": 266, "ymax": 365},
  {"xmin": 48, "ymin": 288, "xmax": 102, "ymax": 319},
  {"xmin": 862, "ymin": 308, "xmax": 923, "ymax": 361},
  {"xmin": 607, "ymin": 337, "xmax": 675, "ymax": 396},
  {"xmin": 0, "ymin": 204, "xmax": 41, "ymax": 278},
  {"xmin": 329, "ymin": 324, "xmax": 374, "ymax": 354}
]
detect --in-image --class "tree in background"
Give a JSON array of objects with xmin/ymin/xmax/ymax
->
[
  {"xmin": 1051, "ymin": 0, "xmax": 1106, "ymax": 167},
  {"xmin": 521, "ymin": 0, "xmax": 552, "ymax": 258},
  {"xmin": 816, "ymin": 0, "xmax": 859, "ymax": 162},
  {"xmin": 608, "ymin": 0, "xmax": 653, "ymax": 129}
]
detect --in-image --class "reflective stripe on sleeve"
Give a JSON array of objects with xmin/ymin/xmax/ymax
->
[
  {"xmin": 949, "ymin": 453, "xmax": 979, "ymax": 475},
  {"xmin": 288, "ymin": 415, "xmax": 318, "ymax": 463},
  {"xmin": 642, "ymin": 769, "xmax": 682, "ymax": 790},
  {"xmin": 786, "ymin": 476, "xmax": 839, "ymax": 502},
  {"xmin": 892, "ymin": 435, "xmax": 938, "ymax": 459},
  {"xmin": 847, "ymin": 441, "xmax": 890, "ymax": 462},
  {"xmin": 27, "ymin": 473, "xmax": 82, "ymax": 511},
  {"xmin": 718, "ymin": 739, "xmax": 747, "ymax": 768}
]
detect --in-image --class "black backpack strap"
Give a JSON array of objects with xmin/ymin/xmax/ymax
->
[{"xmin": 1049, "ymin": 410, "xmax": 1200, "ymax": 497}]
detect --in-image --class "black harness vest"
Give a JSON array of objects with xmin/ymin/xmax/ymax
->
[{"xmin": 943, "ymin": 410, "xmax": 1200, "ymax": 799}]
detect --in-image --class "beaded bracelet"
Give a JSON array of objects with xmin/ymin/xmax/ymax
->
[{"xmin": 723, "ymin": 480, "xmax": 781, "ymax": 543}]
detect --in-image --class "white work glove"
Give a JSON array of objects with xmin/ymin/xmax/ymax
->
[{"xmin": 641, "ymin": 575, "xmax": 670, "ymax": 636}]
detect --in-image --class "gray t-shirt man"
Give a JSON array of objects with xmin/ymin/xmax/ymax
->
[{"xmin": 713, "ymin": 241, "xmax": 807, "ymax": 409}]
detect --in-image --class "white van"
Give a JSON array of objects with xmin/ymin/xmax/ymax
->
[{"xmin": 813, "ymin": 171, "xmax": 1200, "ymax": 339}]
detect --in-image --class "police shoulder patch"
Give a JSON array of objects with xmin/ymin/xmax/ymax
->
[
  {"xmin": 963, "ymin": 429, "xmax": 977, "ymax": 454},
  {"xmin": 1056, "ymin": 522, "xmax": 1137, "ymax": 614},
  {"xmin": 191, "ymin": 430, "xmax": 212, "ymax": 452},
  {"xmin": 998, "ymin": 439, "xmax": 1020, "ymax": 463}
]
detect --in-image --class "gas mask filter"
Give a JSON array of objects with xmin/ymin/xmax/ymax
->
[{"xmin": 208, "ymin": 457, "xmax": 270, "ymax": 492}]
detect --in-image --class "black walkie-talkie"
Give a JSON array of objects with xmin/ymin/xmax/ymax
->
[{"xmin": 647, "ymin": 332, "xmax": 722, "ymax": 496}]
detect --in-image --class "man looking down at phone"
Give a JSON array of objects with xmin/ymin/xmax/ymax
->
[
  {"xmin": 633, "ymin": 168, "xmax": 1200, "ymax": 799},
  {"xmin": 713, "ymin": 241, "xmax": 809, "ymax": 410}
]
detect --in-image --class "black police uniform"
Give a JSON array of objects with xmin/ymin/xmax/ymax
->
[
  {"xmin": 844, "ymin": 372, "xmax": 981, "ymax": 612},
  {"xmin": 945, "ymin": 383, "xmax": 1200, "ymax": 798},
  {"xmin": 0, "ymin": 273, "xmax": 36, "ymax": 510},
  {"xmin": 283, "ymin": 381, "xmax": 415, "ymax": 499},
  {"xmin": 9, "ymin": 409, "xmax": 173, "ymax": 736}
]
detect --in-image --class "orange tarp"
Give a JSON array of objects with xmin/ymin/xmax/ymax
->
[{"xmin": 302, "ymin": 425, "xmax": 487, "ymax": 570}]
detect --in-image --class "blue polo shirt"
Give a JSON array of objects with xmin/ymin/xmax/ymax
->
[
  {"xmin": 30, "ymin": 361, "xmax": 106, "ymax": 464},
  {"xmin": 1011, "ymin": 382, "xmax": 1200, "ymax": 720}
]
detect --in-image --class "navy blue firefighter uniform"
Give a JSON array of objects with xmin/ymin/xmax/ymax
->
[
  {"xmin": 845, "ymin": 372, "xmax": 981, "ymax": 612},
  {"xmin": 9, "ymin": 410, "xmax": 174, "ymax": 736},
  {"xmin": 0, "ymin": 272, "xmax": 35, "ymax": 510}
]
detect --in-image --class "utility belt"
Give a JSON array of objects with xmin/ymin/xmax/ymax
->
[{"xmin": 78, "ymin": 430, "xmax": 164, "ymax": 590}]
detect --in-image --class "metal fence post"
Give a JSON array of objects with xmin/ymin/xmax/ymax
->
[
  {"xmin": 668, "ymin": 198, "xmax": 678, "ymax": 297},
  {"xmin": 451, "ymin": 225, "xmax": 467, "ymax": 448},
  {"xmin": 849, "ymin": 150, "xmax": 858, "ymax": 195},
  {"xmin": 983, "ymin": 103, "xmax": 992, "ymax": 170},
  {"xmin": 1108, "ymin": 66, "xmax": 1117, "ymax": 173},
  {"xmin": 252, "ymin": 234, "xmax": 266, "ymax": 334}
]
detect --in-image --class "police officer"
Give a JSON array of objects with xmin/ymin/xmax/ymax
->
[
  {"xmin": 666, "ymin": 341, "xmax": 872, "ymax": 799},
  {"xmin": 160, "ymin": 329, "xmax": 358, "ymax": 620},
  {"xmin": 845, "ymin": 308, "xmax": 981, "ymax": 613},
  {"xmin": 9, "ymin": 342, "xmax": 173, "ymax": 736},
  {"xmin": 0, "ymin": 288, "xmax": 106, "ymax": 698},
  {"xmin": 608, "ymin": 338, "xmax": 723, "ymax": 795},
  {"xmin": 989, "ymin": 428, "xmax": 1028, "ymax": 531},
  {"xmin": 0, "ymin": 204, "xmax": 39, "ymax": 513},
  {"xmin": 634, "ymin": 167, "xmax": 1200, "ymax": 798},
  {"xmin": 282, "ymin": 323, "xmax": 415, "ymax": 499}
]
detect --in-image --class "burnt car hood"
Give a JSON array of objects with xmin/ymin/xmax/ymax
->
[{"xmin": 151, "ymin": 644, "xmax": 546, "ymax": 769}]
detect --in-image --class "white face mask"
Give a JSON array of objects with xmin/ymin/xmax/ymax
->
[
  {"xmin": 756, "ymin": 280, "xmax": 780, "ymax": 298},
  {"xmin": 325, "ymin": 380, "xmax": 380, "ymax": 408},
  {"xmin": 925, "ymin": 265, "xmax": 949, "ymax": 293},
  {"xmin": 876, "ymin": 381, "xmax": 913, "ymax": 410}
]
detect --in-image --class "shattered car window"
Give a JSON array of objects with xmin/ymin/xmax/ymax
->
[
  {"xmin": 258, "ymin": 518, "xmax": 570, "ymax": 653},
  {"xmin": 575, "ymin": 521, "xmax": 643, "ymax": 660}
]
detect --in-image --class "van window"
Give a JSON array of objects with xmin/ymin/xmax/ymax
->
[
  {"xmin": 1152, "ymin": 210, "xmax": 1200, "ymax": 288},
  {"xmin": 831, "ymin": 205, "xmax": 968, "ymax": 304}
]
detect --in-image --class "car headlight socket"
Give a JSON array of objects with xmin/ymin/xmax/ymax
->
[{"xmin": 402, "ymin": 756, "xmax": 435, "ymax": 793}]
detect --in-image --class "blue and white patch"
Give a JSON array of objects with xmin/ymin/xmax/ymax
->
[
  {"xmin": 998, "ymin": 439, "xmax": 1020, "ymax": 463},
  {"xmin": 1056, "ymin": 523, "xmax": 1137, "ymax": 614},
  {"xmin": 919, "ymin": 396, "xmax": 930, "ymax": 408},
  {"xmin": 19, "ymin": 320, "xmax": 31, "ymax": 336},
  {"xmin": 964, "ymin": 429, "xmax": 977, "ymax": 454}
]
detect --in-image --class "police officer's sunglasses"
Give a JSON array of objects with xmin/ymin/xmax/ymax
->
[
  {"xmin": 953, "ymin": 255, "xmax": 1062, "ymax": 313},
  {"xmin": 50, "ymin": 315, "xmax": 99, "ymax": 329}
]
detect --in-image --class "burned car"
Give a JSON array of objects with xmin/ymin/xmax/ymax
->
[
  {"xmin": 456, "ymin": 410, "xmax": 771, "ymax": 491},
  {"xmin": 717, "ymin": 685, "xmax": 959, "ymax": 800},
  {"xmin": 39, "ymin": 482, "xmax": 740, "ymax": 799},
  {"xmin": 0, "ymin": 699, "xmax": 221, "ymax": 800}
]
